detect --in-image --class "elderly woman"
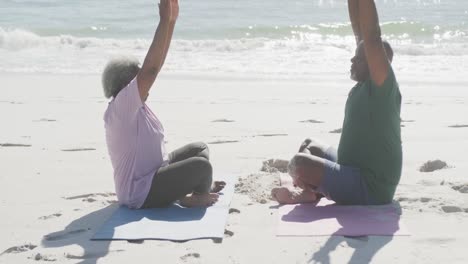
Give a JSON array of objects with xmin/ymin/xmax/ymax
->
[{"xmin": 102, "ymin": 0, "xmax": 224, "ymax": 209}]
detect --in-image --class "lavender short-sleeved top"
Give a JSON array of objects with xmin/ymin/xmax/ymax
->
[{"xmin": 104, "ymin": 77, "xmax": 168, "ymax": 208}]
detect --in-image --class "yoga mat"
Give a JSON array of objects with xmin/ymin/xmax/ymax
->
[
  {"xmin": 277, "ymin": 174, "xmax": 409, "ymax": 237},
  {"xmin": 92, "ymin": 175, "xmax": 236, "ymax": 241}
]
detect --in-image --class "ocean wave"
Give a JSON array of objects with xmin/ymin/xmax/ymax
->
[
  {"xmin": 2, "ymin": 27, "xmax": 467, "ymax": 54},
  {"xmin": 2, "ymin": 21, "xmax": 467, "ymax": 51},
  {"xmin": 0, "ymin": 28, "xmax": 147, "ymax": 51},
  {"xmin": 209, "ymin": 21, "xmax": 467, "ymax": 41},
  {"xmin": 0, "ymin": 27, "xmax": 467, "ymax": 74}
]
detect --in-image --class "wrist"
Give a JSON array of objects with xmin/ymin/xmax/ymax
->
[{"xmin": 160, "ymin": 17, "xmax": 171, "ymax": 25}]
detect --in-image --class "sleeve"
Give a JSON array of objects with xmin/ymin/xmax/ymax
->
[
  {"xmin": 108, "ymin": 77, "xmax": 143, "ymax": 121},
  {"xmin": 369, "ymin": 66, "xmax": 402, "ymax": 134},
  {"xmin": 370, "ymin": 66, "xmax": 399, "ymax": 100}
]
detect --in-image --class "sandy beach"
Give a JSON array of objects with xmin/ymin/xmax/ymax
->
[{"xmin": 1, "ymin": 71, "xmax": 467, "ymax": 263}]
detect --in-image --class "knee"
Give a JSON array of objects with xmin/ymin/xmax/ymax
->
[
  {"xmin": 192, "ymin": 141, "xmax": 208, "ymax": 150},
  {"xmin": 291, "ymin": 153, "xmax": 309, "ymax": 167},
  {"xmin": 308, "ymin": 145, "xmax": 324, "ymax": 158},
  {"xmin": 189, "ymin": 157, "xmax": 213, "ymax": 176},
  {"xmin": 192, "ymin": 141, "xmax": 210, "ymax": 159},
  {"xmin": 288, "ymin": 154, "xmax": 307, "ymax": 175},
  {"xmin": 303, "ymin": 138, "xmax": 326, "ymax": 158}
]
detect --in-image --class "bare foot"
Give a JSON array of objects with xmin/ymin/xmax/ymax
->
[
  {"xmin": 211, "ymin": 181, "xmax": 226, "ymax": 193},
  {"xmin": 179, "ymin": 193, "xmax": 220, "ymax": 207},
  {"xmin": 271, "ymin": 187, "xmax": 318, "ymax": 204}
]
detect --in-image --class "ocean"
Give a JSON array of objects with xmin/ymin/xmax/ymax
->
[{"xmin": 0, "ymin": 0, "xmax": 467, "ymax": 78}]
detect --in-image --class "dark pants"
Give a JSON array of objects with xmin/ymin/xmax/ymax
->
[{"xmin": 141, "ymin": 142, "xmax": 213, "ymax": 208}]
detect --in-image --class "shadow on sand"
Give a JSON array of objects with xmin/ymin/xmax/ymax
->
[
  {"xmin": 41, "ymin": 205, "xmax": 118, "ymax": 264},
  {"xmin": 41, "ymin": 204, "xmax": 209, "ymax": 263},
  {"xmin": 281, "ymin": 201, "xmax": 402, "ymax": 264}
]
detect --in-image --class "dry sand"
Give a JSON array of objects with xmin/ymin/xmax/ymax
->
[{"xmin": 1, "ymin": 72, "xmax": 467, "ymax": 263}]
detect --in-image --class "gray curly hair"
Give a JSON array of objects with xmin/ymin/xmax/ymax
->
[{"xmin": 102, "ymin": 56, "xmax": 140, "ymax": 98}]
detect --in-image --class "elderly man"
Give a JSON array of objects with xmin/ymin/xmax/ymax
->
[{"xmin": 273, "ymin": 0, "xmax": 402, "ymax": 205}]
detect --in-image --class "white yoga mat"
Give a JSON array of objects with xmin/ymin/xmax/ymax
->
[{"xmin": 92, "ymin": 176, "xmax": 236, "ymax": 241}]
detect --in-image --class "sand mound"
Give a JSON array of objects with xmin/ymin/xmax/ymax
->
[
  {"xmin": 452, "ymin": 184, "xmax": 468, "ymax": 194},
  {"xmin": 261, "ymin": 159, "xmax": 289, "ymax": 173},
  {"xmin": 419, "ymin": 160, "xmax": 449, "ymax": 172},
  {"xmin": 235, "ymin": 172, "xmax": 280, "ymax": 203}
]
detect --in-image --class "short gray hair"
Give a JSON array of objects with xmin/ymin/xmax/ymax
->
[{"xmin": 102, "ymin": 56, "xmax": 140, "ymax": 98}]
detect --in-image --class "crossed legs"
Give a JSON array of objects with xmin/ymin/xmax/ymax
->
[{"xmin": 141, "ymin": 142, "xmax": 225, "ymax": 208}]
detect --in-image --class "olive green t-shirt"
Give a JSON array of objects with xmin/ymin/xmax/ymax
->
[{"xmin": 337, "ymin": 67, "xmax": 402, "ymax": 204}]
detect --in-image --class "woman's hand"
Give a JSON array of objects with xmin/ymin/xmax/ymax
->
[
  {"xmin": 159, "ymin": 0, "xmax": 178, "ymax": 23},
  {"xmin": 159, "ymin": 0, "xmax": 171, "ymax": 22},
  {"xmin": 170, "ymin": 0, "xmax": 179, "ymax": 23}
]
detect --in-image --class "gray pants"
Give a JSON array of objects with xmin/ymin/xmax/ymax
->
[
  {"xmin": 317, "ymin": 147, "xmax": 372, "ymax": 205},
  {"xmin": 141, "ymin": 142, "xmax": 213, "ymax": 208}
]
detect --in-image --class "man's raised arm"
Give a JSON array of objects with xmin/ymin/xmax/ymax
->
[
  {"xmin": 348, "ymin": 0, "xmax": 362, "ymax": 44},
  {"xmin": 357, "ymin": 0, "xmax": 390, "ymax": 86}
]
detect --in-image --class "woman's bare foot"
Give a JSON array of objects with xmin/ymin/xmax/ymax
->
[
  {"xmin": 271, "ymin": 187, "xmax": 318, "ymax": 204},
  {"xmin": 211, "ymin": 181, "xmax": 226, "ymax": 193},
  {"xmin": 179, "ymin": 193, "xmax": 220, "ymax": 207}
]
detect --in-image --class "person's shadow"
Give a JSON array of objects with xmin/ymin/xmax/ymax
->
[
  {"xmin": 281, "ymin": 201, "xmax": 402, "ymax": 264},
  {"xmin": 309, "ymin": 235, "xmax": 393, "ymax": 264},
  {"xmin": 41, "ymin": 205, "xmax": 118, "ymax": 264},
  {"xmin": 41, "ymin": 204, "xmax": 207, "ymax": 264}
]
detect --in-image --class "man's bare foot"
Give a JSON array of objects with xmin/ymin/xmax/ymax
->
[
  {"xmin": 211, "ymin": 181, "xmax": 226, "ymax": 193},
  {"xmin": 271, "ymin": 187, "xmax": 318, "ymax": 204},
  {"xmin": 179, "ymin": 193, "xmax": 220, "ymax": 207}
]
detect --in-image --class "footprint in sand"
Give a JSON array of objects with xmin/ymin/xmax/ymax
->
[
  {"xmin": 44, "ymin": 229, "xmax": 89, "ymax": 242},
  {"xmin": 38, "ymin": 213, "xmax": 62, "ymax": 220},
  {"xmin": 396, "ymin": 197, "xmax": 419, "ymax": 203},
  {"xmin": 329, "ymin": 128, "xmax": 342, "ymax": 134},
  {"xmin": 64, "ymin": 193, "xmax": 117, "ymax": 205},
  {"xmin": 1, "ymin": 244, "xmax": 37, "ymax": 255},
  {"xmin": 65, "ymin": 252, "xmax": 110, "ymax": 260},
  {"xmin": 452, "ymin": 184, "xmax": 468, "ymax": 194},
  {"xmin": 207, "ymin": 140, "xmax": 239, "ymax": 145},
  {"xmin": 212, "ymin": 119, "xmax": 235, "ymax": 123},
  {"xmin": 419, "ymin": 160, "xmax": 449, "ymax": 172},
  {"xmin": 64, "ymin": 193, "xmax": 115, "ymax": 200},
  {"xmin": 255, "ymin": 134, "xmax": 288, "ymax": 137},
  {"xmin": 448, "ymin": 124, "xmax": 468, "ymax": 128},
  {"xmin": 34, "ymin": 118, "xmax": 57, "ymax": 122},
  {"xmin": 224, "ymin": 229, "xmax": 234, "ymax": 238},
  {"xmin": 420, "ymin": 197, "xmax": 433, "ymax": 203},
  {"xmin": 229, "ymin": 208, "xmax": 241, "ymax": 214},
  {"xmin": 30, "ymin": 253, "xmax": 57, "ymax": 262},
  {"xmin": 441, "ymin": 205, "xmax": 463, "ymax": 213},
  {"xmin": 300, "ymin": 119, "xmax": 324, "ymax": 124},
  {"xmin": 0, "ymin": 143, "xmax": 31, "ymax": 147},
  {"xmin": 180, "ymin": 253, "xmax": 201, "ymax": 262},
  {"xmin": 65, "ymin": 250, "xmax": 122, "ymax": 260},
  {"xmin": 61, "ymin": 148, "xmax": 96, "ymax": 152}
]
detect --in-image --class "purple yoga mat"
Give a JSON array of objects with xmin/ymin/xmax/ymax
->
[{"xmin": 277, "ymin": 174, "xmax": 409, "ymax": 237}]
